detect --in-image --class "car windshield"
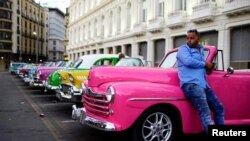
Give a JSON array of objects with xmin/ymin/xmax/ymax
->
[
  {"xmin": 160, "ymin": 49, "xmax": 209, "ymax": 68},
  {"xmin": 12, "ymin": 63, "xmax": 23, "ymax": 67},
  {"xmin": 55, "ymin": 61, "xmax": 66, "ymax": 67},
  {"xmin": 73, "ymin": 59, "xmax": 83, "ymax": 68},
  {"xmin": 65, "ymin": 61, "xmax": 74, "ymax": 67},
  {"xmin": 115, "ymin": 58, "xmax": 144, "ymax": 67}
]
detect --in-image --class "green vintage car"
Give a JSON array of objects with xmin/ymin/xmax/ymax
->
[{"xmin": 45, "ymin": 54, "xmax": 120, "ymax": 97}]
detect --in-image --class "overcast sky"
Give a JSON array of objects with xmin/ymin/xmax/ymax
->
[{"xmin": 34, "ymin": 0, "xmax": 70, "ymax": 13}]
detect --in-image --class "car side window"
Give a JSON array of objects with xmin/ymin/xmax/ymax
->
[
  {"xmin": 94, "ymin": 58, "xmax": 114, "ymax": 66},
  {"xmin": 160, "ymin": 49, "xmax": 210, "ymax": 69}
]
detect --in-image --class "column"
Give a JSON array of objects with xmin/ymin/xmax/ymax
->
[
  {"xmin": 147, "ymin": 39, "xmax": 154, "ymax": 66},
  {"xmin": 165, "ymin": 37, "xmax": 173, "ymax": 52},
  {"xmin": 96, "ymin": 48, "xmax": 100, "ymax": 54},
  {"xmin": 132, "ymin": 42, "xmax": 139, "ymax": 57},
  {"xmin": 104, "ymin": 47, "xmax": 109, "ymax": 54},
  {"xmin": 223, "ymin": 29, "xmax": 231, "ymax": 69},
  {"xmin": 217, "ymin": 28, "xmax": 225, "ymax": 70},
  {"xmin": 121, "ymin": 45, "xmax": 126, "ymax": 54},
  {"xmin": 113, "ymin": 46, "xmax": 117, "ymax": 54}
]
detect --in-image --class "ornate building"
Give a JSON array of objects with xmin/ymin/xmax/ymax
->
[
  {"xmin": 20, "ymin": 0, "xmax": 48, "ymax": 63},
  {"xmin": 0, "ymin": 0, "xmax": 48, "ymax": 71},
  {"xmin": 0, "ymin": 0, "xmax": 13, "ymax": 70},
  {"xmin": 67, "ymin": 0, "xmax": 250, "ymax": 69}
]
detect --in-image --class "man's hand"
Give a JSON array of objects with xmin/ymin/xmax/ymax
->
[{"xmin": 205, "ymin": 62, "xmax": 214, "ymax": 75}]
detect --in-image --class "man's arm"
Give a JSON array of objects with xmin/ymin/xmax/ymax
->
[
  {"xmin": 205, "ymin": 62, "xmax": 214, "ymax": 74},
  {"xmin": 177, "ymin": 46, "xmax": 205, "ymax": 68}
]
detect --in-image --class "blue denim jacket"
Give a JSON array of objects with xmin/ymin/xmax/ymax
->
[{"xmin": 176, "ymin": 44, "xmax": 209, "ymax": 88}]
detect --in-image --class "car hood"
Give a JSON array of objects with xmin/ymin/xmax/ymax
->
[
  {"xmin": 88, "ymin": 66, "xmax": 179, "ymax": 87},
  {"xmin": 59, "ymin": 68, "xmax": 87, "ymax": 84},
  {"xmin": 67, "ymin": 70, "xmax": 90, "ymax": 88}
]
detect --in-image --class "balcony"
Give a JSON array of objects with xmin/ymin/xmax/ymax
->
[
  {"xmin": 166, "ymin": 10, "xmax": 187, "ymax": 29},
  {"xmin": 222, "ymin": 0, "xmax": 250, "ymax": 17},
  {"xmin": 190, "ymin": 1, "xmax": 217, "ymax": 24},
  {"xmin": 133, "ymin": 22, "xmax": 147, "ymax": 36},
  {"xmin": 147, "ymin": 17, "xmax": 165, "ymax": 33},
  {"xmin": 95, "ymin": 35, "xmax": 103, "ymax": 45}
]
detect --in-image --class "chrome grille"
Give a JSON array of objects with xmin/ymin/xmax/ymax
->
[
  {"xmin": 83, "ymin": 88, "xmax": 110, "ymax": 116},
  {"xmin": 61, "ymin": 83, "xmax": 71, "ymax": 94}
]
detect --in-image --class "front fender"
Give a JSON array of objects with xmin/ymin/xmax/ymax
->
[
  {"xmin": 48, "ymin": 70, "xmax": 62, "ymax": 86},
  {"xmin": 90, "ymin": 81, "xmax": 202, "ymax": 133},
  {"xmin": 90, "ymin": 81, "xmax": 184, "ymax": 130},
  {"xmin": 39, "ymin": 69, "xmax": 55, "ymax": 81}
]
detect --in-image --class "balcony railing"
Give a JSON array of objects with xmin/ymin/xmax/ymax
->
[
  {"xmin": 133, "ymin": 22, "xmax": 147, "ymax": 36},
  {"xmin": 147, "ymin": 17, "xmax": 165, "ymax": 33},
  {"xmin": 166, "ymin": 10, "xmax": 187, "ymax": 29},
  {"xmin": 222, "ymin": 0, "xmax": 250, "ymax": 17},
  {"xmin": 190, "ymin": 1, "xmax": 217, "ymax": 24}
]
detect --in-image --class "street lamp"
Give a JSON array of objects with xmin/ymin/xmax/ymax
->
[{"xmin": 33, "ymin": 31, "xmax": 38, "ymax": 63}]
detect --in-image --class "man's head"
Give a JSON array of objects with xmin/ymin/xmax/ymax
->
[
  {"xmin": 118, "ymin": 53, "xmax": 125, "ymax": 60},
  {"xmin": 186, "ymin": 29, "xmax": 200, "ymax": 48}
]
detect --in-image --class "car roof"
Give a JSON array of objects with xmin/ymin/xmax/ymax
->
[
  {"xmin": 76, "ymin": 54, "xmax": 119, "ymax": 69},
  {"xmin": 78, "ymin": 54, "xmax": 119, "ymax": 60}
]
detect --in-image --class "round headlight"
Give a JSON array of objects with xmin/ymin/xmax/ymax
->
[{"xmin": 69, "ymin": 75, "xmax": 74, "ymax": 83}]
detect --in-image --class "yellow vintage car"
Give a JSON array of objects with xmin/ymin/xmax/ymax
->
[{"xmin": 56, "ymin": 54, "xmax": 120, "ymax": 103}]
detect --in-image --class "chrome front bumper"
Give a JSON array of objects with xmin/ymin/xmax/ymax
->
[
  {"xmin": 23, "ymin": 77, "xmax": 31, "ymax": 83},
  {"xmin": 56, "ymin": 85, "xmax": 82, "ymax": 103},
  {"xmin": 72, "ymin": 105, "xmax": 115, "ymax": 131},
  {"xmin": 29, "ymin": 80, "xmax": 45, "ymax": 87},
  {"xmin": 44, "ymin": 81, "xmax": 59, "ymax": 91}
]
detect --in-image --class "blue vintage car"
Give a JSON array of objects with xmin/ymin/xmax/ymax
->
[{"xmin": 9, "ymin": 62, "xmax": 27, "ymax": 75}]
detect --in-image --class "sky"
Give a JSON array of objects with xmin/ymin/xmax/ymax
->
[{"xmin": 34, "ymin": 0, "xmax": 70, "ymax": 13}]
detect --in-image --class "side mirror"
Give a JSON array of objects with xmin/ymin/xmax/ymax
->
[{"xmin": 223, "ymin": 67, "xmax": 234, "ymax": 77}]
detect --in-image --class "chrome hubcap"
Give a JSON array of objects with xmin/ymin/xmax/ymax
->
[{"xmin": 142, "ymin": 112, "xmax": 172, "ymax": 141}]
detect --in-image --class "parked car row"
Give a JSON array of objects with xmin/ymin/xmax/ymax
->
[
  {"xmin": 10, "ymin": 47, "xmax": 250, "ymax": 141},
  {"xmin": 11, "ymin": 54, "xmax": 147, "ymax": 106}
]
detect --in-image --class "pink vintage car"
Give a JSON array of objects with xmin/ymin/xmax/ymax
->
[
  {"xmin": 72, "ymin": 46, "xmax": 250, "ymax": 141},
  {"xmin": 30, "ymin": 61, "xmax": 73, "ymax": 89}
]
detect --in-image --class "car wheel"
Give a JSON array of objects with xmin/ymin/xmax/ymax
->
[{"xmin": 132, "ymin": 107, "xmax": 180, "ymax": 141}]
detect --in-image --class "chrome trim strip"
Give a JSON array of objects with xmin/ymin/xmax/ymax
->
[{"xmin": 129, "ymin": 97, "xmax": 186, "ymax": 101}]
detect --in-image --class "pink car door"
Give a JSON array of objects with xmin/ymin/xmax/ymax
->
[{"xmin": 208, "ymin": 70, "xmax": 250, "ymax": 124}]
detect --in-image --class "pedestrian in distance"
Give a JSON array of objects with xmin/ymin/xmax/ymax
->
[
  {"xmin": 118, "ymin": 53, "xmax": 125, "ymax": 61},
  {"xmin": 176, "ymin": 29, "xmax": 225, "ymax": 134}
]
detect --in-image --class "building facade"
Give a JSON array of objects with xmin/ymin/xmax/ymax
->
[
  {"xmin": 20, "ymin": 0, "xmax": 48, "ymax": 63},
  {"xmin": 0, "ymin": 0, "xmax": 48, "ymax": 71},
  {"xmin": 0, "ymin": 0, "xmax": 13, "ymax": 71},
  {"xmin": 47, "ymin": 8, "xmax": 65, "ymax": 61},
  {"xmin": 67, "ymin": 0, "xmax": 250, "ymax": 70}
]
